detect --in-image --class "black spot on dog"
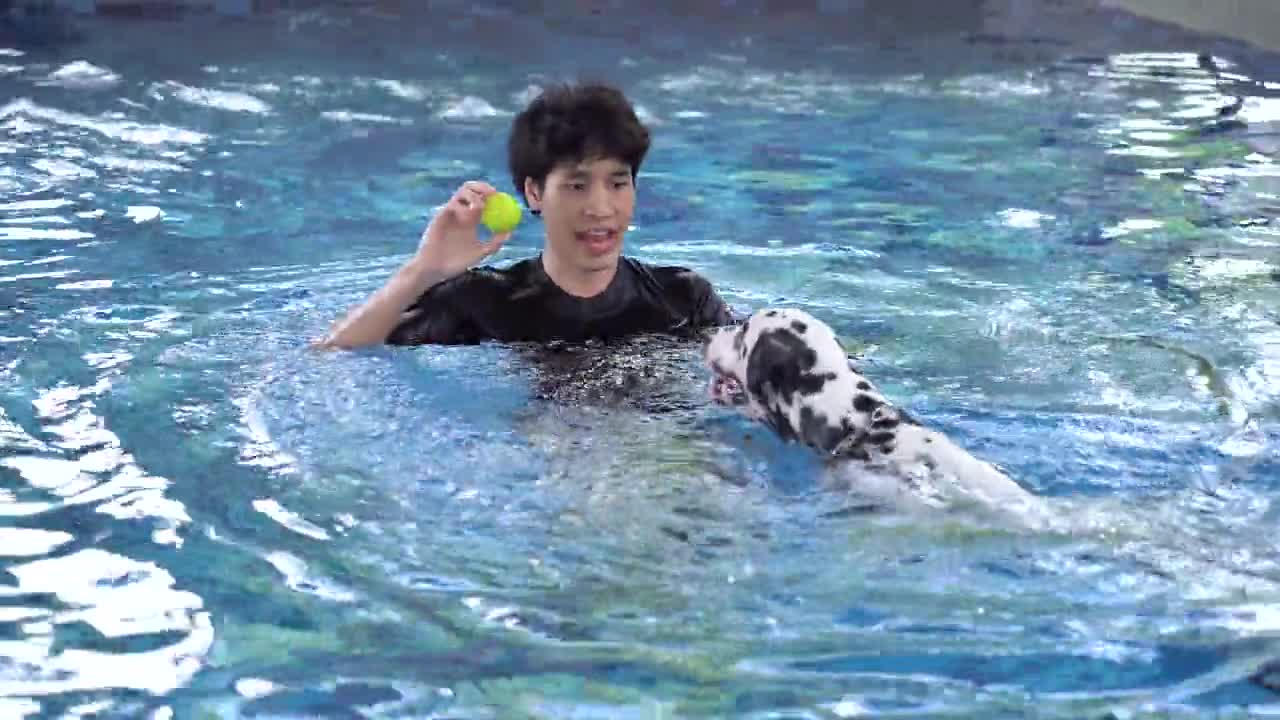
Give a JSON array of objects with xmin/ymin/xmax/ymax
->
[
  {"xmin": 762, "ymin": 404, "xmax": 797, "ymax": 442},
  {"xmin": 745, "ymin": 328, "xmax": 838, "ymax": 410},
  {"xmin": 829, "ymin": 420, "xmax": 876, "ymax": 459},
  {"xmin": 868, "ymin": 430, "xmax": 896, "ymax": 446},
  {"xmin": 856, "ymin": 380, "xmax": 871, "ymax": 391},
  {"xmin": 872, "ymin": 413, "xmax": 900, "ymax": 430},
  {"xmin": 798, "ymin": 406, "xmax": 832, "ymax": 446},
  {"xmin": 853, "ymin": 393, "xmax": 882, "ymax": 413},
  {"xmin": 798, "ymin": 405, "xmax": 863, "ymax": 453},
  {"xmin": 790, "ymin": 320, "xmax": 808, "ymax": 334},
  {"xmin": 844, "ymin": 445, "xmax": 871, "ymax": 461},
  {"xmin": 765, "ymin": 310, "xmax": 778, "ymax": 317}
]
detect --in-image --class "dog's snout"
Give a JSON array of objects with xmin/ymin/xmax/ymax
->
[{"xmin": 699, "ymin": 326, "xmax": 717, "ymax": 350}]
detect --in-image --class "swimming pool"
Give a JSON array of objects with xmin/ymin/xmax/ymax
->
[{"xmin": 2, "ymin": 1, "xmax": 1280, "ymax": 717}]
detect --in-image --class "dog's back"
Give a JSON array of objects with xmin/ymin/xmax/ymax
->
[{"xmin": 827, "ymin": 419, "xmax": 1045, "ymax": 520}]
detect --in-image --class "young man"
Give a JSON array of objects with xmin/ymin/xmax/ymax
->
[{"xmin": 317, "ymin": 81, "xmax": 735, "ymax": 349}]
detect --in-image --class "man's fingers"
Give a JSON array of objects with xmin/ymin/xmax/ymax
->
[
  {"xmin": 450, "ymin": 193, "xmax": 484, "ymax": 222},
  {"xmin": 465, "ymin": 180, "xmax": 497, "ymax": 195},
  {"xmin": 437, "ymin": 180, "xmax": 498, "ymax": 227},
  {"xmin": 460, "ymin": 181, "xmax": 496, "ymax": 203},
  {"xmin": 450, "ymin": 181, "xmax": 495, "ymax": 216}
]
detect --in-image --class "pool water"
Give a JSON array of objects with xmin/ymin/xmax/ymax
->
[{"xmin": 3, "ymin": 1, "xmax": 1280, "ymax": 717}]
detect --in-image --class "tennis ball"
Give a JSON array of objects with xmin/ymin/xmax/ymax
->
[{"xmin": 481, "ymin": 191, "xmax": 522, "ymax": 234}]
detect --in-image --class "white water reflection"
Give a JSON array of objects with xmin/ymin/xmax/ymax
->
[
  {"xmin": 0, "ymin": 345, "xmax": 202, "ymax": 707},
  {"xmin": 150, "ymin": 81, "xmax": 273, "ymax": 115},
  {"xmin": 0, "ymin": 99, "xmax": 208, "ymax": 146},
  {"xmin": 0, "ymin": 528, "xmax": 74, "ymax": 558},
  {"xmin": 0, "ymin": 228, "xmax": 95, "ymax": 241},
  {"xmin": 0, "ymin": 352, "xmax": 205, "ymax": 711},
  {"xmin": 1, "ymin": 388, "xmax": 205, "ymax": 710},
  {"xmin": 2, "ymin": 550, "xmax": 214, "ymax": 698},
  {"xmin": 41, "ymin": 61, "xmax": 121, "ymax": 91}
]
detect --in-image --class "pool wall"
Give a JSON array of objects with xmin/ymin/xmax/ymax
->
[
  {"xmin": 1102, "ymin": 0, "xmax": 1280, "ymax": 53},
  {"xmin": 13, "ymin": 0, "xmax": 1280, "ymax": 56}
]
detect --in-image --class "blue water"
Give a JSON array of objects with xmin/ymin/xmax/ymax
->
[{"xmin": 3, "ymin": 1, "xmax": 1280, "ymax": 717}]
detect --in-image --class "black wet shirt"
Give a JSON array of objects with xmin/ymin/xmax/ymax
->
[{"xmin": 386, "ymin": 255, "xmax": 735, "ymax": 346}]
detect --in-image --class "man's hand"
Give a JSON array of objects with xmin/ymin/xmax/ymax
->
[
  {"xmin": 416, "ymin": 180, "xmax": 516, "ymax": 278},
  {"xmin": 313, "ymin": 180, "xmax": 516, "ymax": 350}
]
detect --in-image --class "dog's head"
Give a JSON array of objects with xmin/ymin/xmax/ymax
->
[{"xmin": 703, "ymin": 308, "xmax": 866, "ymax": 452}]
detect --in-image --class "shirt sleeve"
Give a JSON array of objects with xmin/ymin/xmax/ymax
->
[
  {"xmin": 690, "ymin": 274, "xmax": 736, "ymax": 327},
  {"xmin": 385, "ymin": 272, "xmax": 485, "ymax": 346},
  {"xmin": 670, "ymin": 268, "xmax": 736, "ymax": 329}
]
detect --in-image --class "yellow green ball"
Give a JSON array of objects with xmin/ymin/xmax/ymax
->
[{"xmin": 481, "ymin": 191, "xmax": 522, "ymax": 234}]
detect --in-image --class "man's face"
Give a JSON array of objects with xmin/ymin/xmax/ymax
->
[{"xmin": 524, "ymin": 156, "xmax": 636, "ymax": 276}]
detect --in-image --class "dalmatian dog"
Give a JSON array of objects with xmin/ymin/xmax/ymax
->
[{"xmin": 703, "ymin": 308, "xmax": 1047, "ymax": 521}]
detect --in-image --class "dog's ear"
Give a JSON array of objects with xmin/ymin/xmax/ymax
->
[
  {"xmin": 744, "ymin": 333, "xmax": 799, "ymax": 440},
  {"xmin": 745, "ymin": 331, "xmax": 798, "ymax": 411}
]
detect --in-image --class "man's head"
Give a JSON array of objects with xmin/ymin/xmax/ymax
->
[{"xmin": 508, "ymin": 82, "xmax": 650, "ymax": 279}]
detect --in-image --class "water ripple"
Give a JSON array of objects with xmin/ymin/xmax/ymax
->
[
  {"xmin": 3, "ymin": 376, "xmax": 191, "ymax": 544},
  {"xmin": 0, "ymin": 99, "xmax": 208, "ymax": 147},
  {"xmin": 40, "ymin": 61, "xmax": 121, "ymax": 91},
  {"xmin": 149, "ymin": 81, "xmax": 273, "ymax": 115},
  {"xmin": 2, "ymin": 4, "xmax": 1279, "ymax": 717},
  {"xmin": 2, "ymin": 548, "xmax": 214, "ymax": 697}
]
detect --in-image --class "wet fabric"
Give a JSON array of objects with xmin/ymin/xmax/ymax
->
[{"xmin": 386, "ymin": 255, "xmax": 736, "ymax": 346}]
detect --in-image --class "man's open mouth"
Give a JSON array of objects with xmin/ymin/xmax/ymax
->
[{"xmin": 576, "ymin": 228, "xmax": 618, "ymax": 255}]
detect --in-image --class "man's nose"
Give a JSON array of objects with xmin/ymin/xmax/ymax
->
[{"xmin": 584, "ymin": 185, "xmax": 613, "ymax": 217}]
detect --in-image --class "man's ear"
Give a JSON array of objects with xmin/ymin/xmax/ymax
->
[{"xmin": 523, "ymin": 177, "xmax": 543, "ymax": 216}]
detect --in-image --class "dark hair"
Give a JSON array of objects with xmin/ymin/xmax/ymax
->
[{"xmin": 507, "ymin": 81, "xmax": 651, "ymax": 213}]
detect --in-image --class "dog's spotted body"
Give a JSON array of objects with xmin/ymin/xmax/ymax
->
[{"xmin": 704, "ymin": 308, "xmax": 1045, "ymax": 517}]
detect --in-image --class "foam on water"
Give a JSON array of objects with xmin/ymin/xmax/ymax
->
[
  {"xmin": 0, "ymin": 99, "xmax": 208, "ymax": 146},
  {"xmin": 150, "ymin": 81, "xmax": 273, "ymax": 115},
  {"xmin": 438, "ymin": 95, "xmax": 504, "ymax": 120},
  {"xmin": 41, "ymin": 60, "xmax": 121, "ymax": 90}
]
